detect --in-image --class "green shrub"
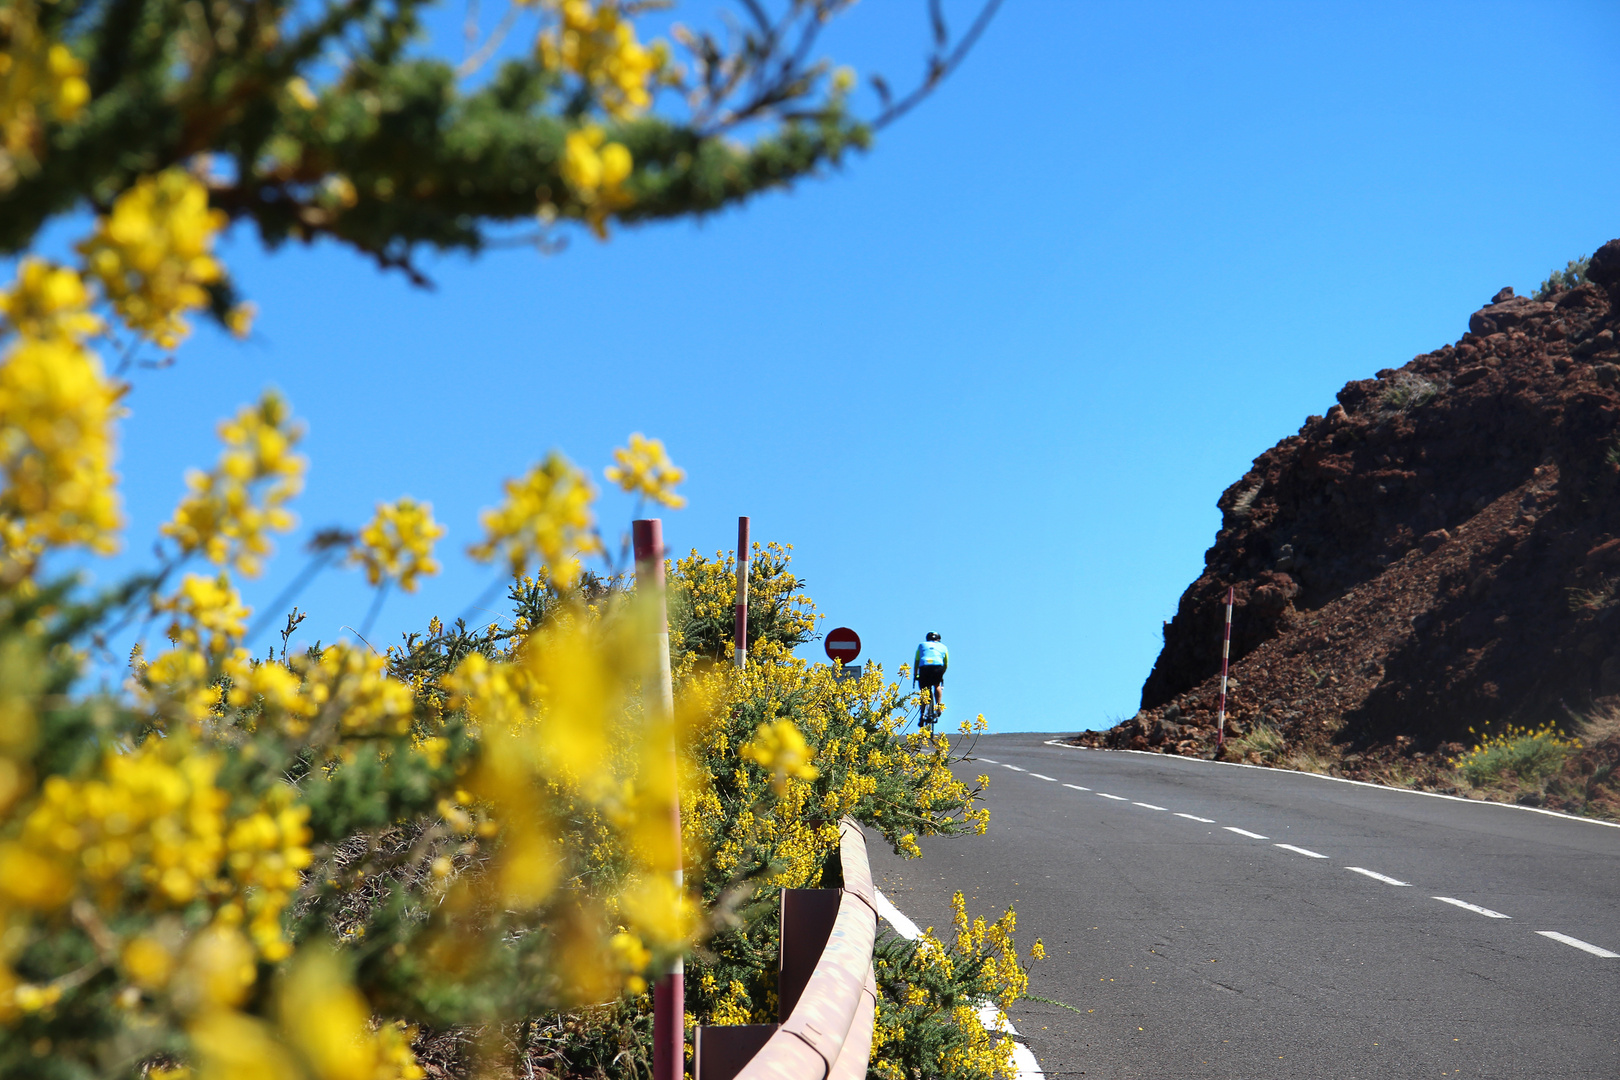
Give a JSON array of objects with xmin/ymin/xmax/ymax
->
[
  {"xmin": 1381, "ymin": 374, "xmax": 1438, "ymax": 410},
  {"xmin": 1453, "ymin": 723, "xmax": 1581, "ymax": 787},
  {"xmin": 1534, "ymin": 256, "xmax": 1591, "ymax": 300},
  {"xmin": 1229, "ymin": 721, "xmax": 1286, "ymax": 762}
]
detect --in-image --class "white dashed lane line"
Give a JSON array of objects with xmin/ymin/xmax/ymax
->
[
  {"xmin": 994, "ymin": 756, "xmax": 1620, "ymax": 964},
  {"xmin": 1433, "ymin": 896, "xmax": 1511, "ymax": 919},
  {"xmin": 1275, "ymin": 843, "xmax": 1328, "ymax": 859},
  {"xmin": 1535, "ymin": 931, "xmax": 1619, "ymax": 958}
]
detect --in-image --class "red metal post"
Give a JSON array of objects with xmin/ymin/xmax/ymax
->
[
  {"xmin": 634, "ymin": 520, "xmax": 684, "ymax": 1080},
  {"xmin": 734, "ymin": 517, "xmax": 750, "ymax": 670},
  {"xmin": 1216, "ymin": 586, "xmax": 1234, "ymax": 751}
]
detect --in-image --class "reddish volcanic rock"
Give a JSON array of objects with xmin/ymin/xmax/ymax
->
[{"xmin": 1077, "ymin": 240, "xmax": 1620, "ymax": 805}]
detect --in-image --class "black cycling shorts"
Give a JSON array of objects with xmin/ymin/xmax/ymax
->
[{"xmin": 917, "ymin": 664, "xmax": 945, "ymax": 689}]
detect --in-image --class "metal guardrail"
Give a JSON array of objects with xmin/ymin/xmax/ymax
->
[{"xmin": 694, "ymin": 817, "xmax": 878, "ymax": 1080}]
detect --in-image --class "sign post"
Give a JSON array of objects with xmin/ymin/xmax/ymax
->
[
  {"xmin": 734, "ymin": 517, "xmax": 749, "ymax": 670},
  {"xmin": 1216, "ymin": 586, "xmax": 1234, "ymax": 753}
]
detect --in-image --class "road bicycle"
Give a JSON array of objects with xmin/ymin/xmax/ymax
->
[{"xmin": 918, "ymin": 687, "xmax": 941, "ymax": 732}]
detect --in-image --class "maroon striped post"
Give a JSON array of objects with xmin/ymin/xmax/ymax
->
[
  {"xmin": 734, "ymin": 517, "xmax": 750, "ymax": 670},
  {"xmin": 634, "ymin": 520, "xmax": 684, "ymax": 1080},
  {"xmin": 1216, "ymin": 586, "xmax": 1234, "ymax": 751}
]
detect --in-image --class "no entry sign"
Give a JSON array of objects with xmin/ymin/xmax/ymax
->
[{"xmin": 825, "ymin": 627, "xmax": 861, "ymax": 664}]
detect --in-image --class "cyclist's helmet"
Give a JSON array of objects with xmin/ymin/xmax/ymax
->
[{"xmin": 926, "ymin": 631, "xmax": 941, "ymax": 641}]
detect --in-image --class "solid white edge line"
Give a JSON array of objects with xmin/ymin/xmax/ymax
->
[
  {"xmin": 1039, "ymin": 739, "xmax": 1620, "ymax": 831},
  {"xmin": 1011, "ymin": 1041, "xmax": 1046, "ymax": 1080},
  {"xmin": 1097, "ymin": 793, "xmax": 1128, "ymax": 801},
  {"xmin": 1132, "ymin": 802, "xmax": 1169, "ymax": 811},
  {"xmin": 1030, "ymin": 773, "xmax": 1059, "ymax": 781},
  {"xmin": 1535, "ymin": 931, "xmax": 1620, "ymax": 958},
  {"xmin": 1432, "ymin": 896, "xmax": 1511, "ymax": 919},
  {"xmin": 1174, "ymin": 813, "xmax": 1216, "ymax": 823},
  {"xmin": 1274, "ymin": 843, "xmax": 1328, "ymax": 859},
  {"xmin": 1344, "ymin": 866, "xmax": 1412, "ymax": 886},
  {"xmin": 1062, "ymin": 783, "xmax": 1091, "ymax": 791},
  {"xmin": 879, "ymin": 890, "xmax": 1044, "ymax": 1078},
  {"xmin": 874, "ymin": 887, "xmax": 922, "ymax": 941},
  {"xmin": 1223, "ymin": 826, "xmax": 1270, "ymax": 839}
]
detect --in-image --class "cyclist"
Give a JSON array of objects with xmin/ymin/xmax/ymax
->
[{"xmin": 913, "ymin": 632, "xmax": 949, "ymax": 728}]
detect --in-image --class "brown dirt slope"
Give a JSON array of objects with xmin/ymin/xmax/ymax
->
[{"xmin": 1074, "ymin": 240, "xmax": 1620, "ymax": 816}]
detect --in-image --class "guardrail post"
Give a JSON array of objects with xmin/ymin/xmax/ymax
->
[
  {"xmin": 693, "ymin": 819, "xmax": 877, "ymax": 1080},
  {"xmin": 779, "ymin": 889, "xmax": 840, "ymax": 1020},
  {"xmin": 693, "ymin": 1025, "xmax": 777, "ymax": 1080}
]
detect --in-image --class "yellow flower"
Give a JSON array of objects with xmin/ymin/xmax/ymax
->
[
  {"xmin": 187, "ymin": 1007, "xmax": 300, "ymax": 1080},
  {"xmin": 155, "ymin": 572, "xmax": 250, "ymax": 657},
  {"xmin": 0, "ymin": 326, "xmax": 123, "ymax": 565},
  {"xmin": 123, "ymin": 935, "xmax": 177, "ymax": 990},
  {"xmin": 294, "ymin": 643, "xmax": 416, "ymax": 739},
  {"xmin": 740, "ymin": 718, "xmax": 818, "ymax": 793},
  {"xmin": 560, "ymin": 125, "xmax": 633, "ymax": 236},
  {"xmin": 352, "ymin": 497, "xmax": 446, "ymax": 592},
  {"xmin": 78, "ymin": 169, "xmax": 228, "ymax": 348},
  {"xmin": 0, "ymin": 258, "xmax": 102, "ymax": 341},
  {"xmin": 279, "ymin": 951, "xmax": 426, "ymax": 1080},
  {"xmin": 605, "ymin": 432, "xmax": 686, "ymax": 508},
  {"xmin": 224, "ymin": 302, "xmax": 256, "ymax": 339},
  {"xmin": 469, "ymin": 451, "xmax": 600, "ymax": 586},
  {"xmin": 539, "ymin": 1, "xmax": 664, "ymax": 120},
  {"xmin": 285, "ymin": 77, "xmax": 319, "ymax": 111},
  {"xmin": 162, "ymin": 391, "xmax": 306, "ymax": 577},
  {"xmin": 224, "ymin": 653, "xmax": 309, "ymax": 720},
  {"xmin": 0, "ymin": 5, "xmax": 90, "ymax": 190},
  {"xmin": 226, "ymin": 800, "xmax": 313, "ymax": 960}
]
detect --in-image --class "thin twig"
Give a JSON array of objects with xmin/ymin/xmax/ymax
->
[
  {"xmin": 457, "ymin": 4, "xmax": 521, "ymax": 79},
  {"xmin": 872, "ymin": 0, "xmax": 1006, "ymax": 131},
  {"xmin": 244, "ymin": 549, "xmax": 339, "ymax": 645},
  {"xmin": 359, "ymin": 580, "xmax": 392, "ymax": 639}
]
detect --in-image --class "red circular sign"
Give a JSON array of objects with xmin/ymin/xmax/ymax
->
[{"xmin": 824, "ymin": 627, "xmax": 861, "ymax": 664}]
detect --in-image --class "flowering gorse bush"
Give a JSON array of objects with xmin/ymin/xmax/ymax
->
[
  {"xmin": 0, "ymin": 394, "xmax": 713, "ymax": 1078},
  {"xmin": 0, "ymin": 3, "xmax": 1018, "ymax": 1077},
  {"xmin": 662, "ymin": 547, "xmax": 1033, "ymax": 1080},
  {"xmin": 869, "ymin": 892, "xmax": 1043, "ymax": 1080}
]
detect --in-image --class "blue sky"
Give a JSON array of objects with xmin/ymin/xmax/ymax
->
[{"xmin": 78, "ymin": 0, "xmax": 1620, "ymax": 733}]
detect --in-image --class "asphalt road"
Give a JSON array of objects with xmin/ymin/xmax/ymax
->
[{"xmin": 864, "ymin": 733, "xmax": 1620, "ymax": 1080}]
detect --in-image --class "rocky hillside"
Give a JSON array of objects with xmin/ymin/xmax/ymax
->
[{"xmin": 1074, "ymin": 240, "xmax": 1620, "ymax": 817}]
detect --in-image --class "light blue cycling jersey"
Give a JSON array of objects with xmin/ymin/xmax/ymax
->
[{"xmin": 915, "ymin": 640, "xmax": 949, "ymax": 670}]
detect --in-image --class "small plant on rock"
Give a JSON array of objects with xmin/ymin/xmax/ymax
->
[
  {"xmin": 1566, "ymin": 577, "xmax": 1617, "ymax": 612},
  {"xmin": 1534, "ymin": 256, "xmax": 1592, "ymax": 300},
  {"xmin": 1229, "ymin": 720, "xmax": 1287, "ymax": 763},
  {"xmin": 1381, "ymin": 373, "xmax": 1438, "ymax": 411}
]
